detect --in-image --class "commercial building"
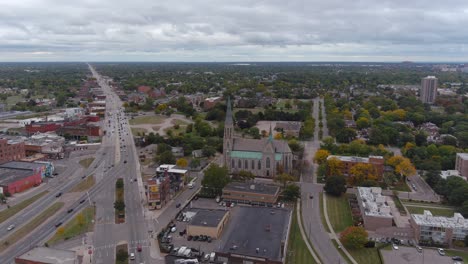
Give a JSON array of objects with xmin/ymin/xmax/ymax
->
[
  {"xmin": 203, "ymin": 96, "xmax": 222, "ymax": 110},
  {"xmin": 24, "ymin": 133, "xmax": 65, "ymax": 159},
  {"xmin": 0, "ymin": 137, "xmax": 26, "ymax": 164},
  {"xmin": 155, "ymin": 164, "xmax": 188, "ymax": 191},
  {"xmin": 186, "ymin": 209, "xmax": 230, "ymax": 239},
  {"xmin": 15, "ymin": 246, "xmax": 77, "ymax": 264},
  {"xmin": 0, "ymin": 161, "xmax": 50, "ymax": 179},
  {"xmin": 357, "ymin": 187, "xmax": 393, "ymax": 231},
  {"xmin": 410, "ymin": 211, "xmax": 468, "ymax": 247},
  {"xmin": 146, "ymin": 176, "xmax": 170, "ymax": 210},
  {"xmin": 420, "ymin": 76, "xmax": 438, "ymax": 104},
  {"xmin": 0, "ymin": 167, "xmax": 42, "ymax": 195},
  {"xmin": 455, "ymin": 153, "xmax": 468, "ymax": 178},
  {"xmin": 222, "ymin": 182, "xmax": 280, "ymax": 206},
  {"xmin": 327, "ymin": 155, "xmax": 384, "ymax": 179},
  {"xmin": 217, "ymin": 207, "xmax": 291, "ymax": 264}
]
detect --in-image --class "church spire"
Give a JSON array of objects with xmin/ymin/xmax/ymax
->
[
  {"xmin": 225, "ymin": 96, "xmax": 233, "ymax": 126},
  {"xmin": 268, "ymin": 123, "xmax": 273, "ymax": 141}
]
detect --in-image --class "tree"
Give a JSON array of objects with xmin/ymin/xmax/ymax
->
[
  {"xmin": 460, "ymin": 201, "xmax": 468, "ymax": 218},
  {"xmin": 340, "ymin": 226, "xmax": 368, "ymax": 249},
  {"xmin": 154, "ymin": 151, "xmax": 175, "ymax": 164},
  {"xmin": 202, "ymin": 164, "xmax": 230, "ymax": 193},
  {"xmin": 56, "ymin": 226, "xmax": 65, "ymax": 236},
  {"xmin": 235, "ymin": 170, "xmax": 255, "ymax": 182},
  {"xmin": 395, "ymin": 159, "xmax": 416, "ymax": 179},
  {"xmin": 314, "ymin": 149, "xmax": 330, "ymax": 165},
  {"xmin": 326, "ymin": 157, "xmax": 344, "ymax": 177},
  {"xmin": 274, "ymin": 173, "xmax": 295, "ymax": 188},
  {"xmin": 116, "ymin": 179, "xmax": 124, "ymax": 189},
  {"xmin": 114, "ymin": 200, "xmax": 125, "ymax": 211},
  {"xmin": 324, "ymin": 175, "xmax": 347, "ymax": 196},
  {"xmin": 274, "ymin": 133, "xmax": 283, "ymax": 140},
  {"xmin": 189, "ymin": 158, "xmax": 201, "ymax": 169},
  {"xmin": 356, "ymin": 117, "xmax": 370, "ymax": 129},
  {"xmin": 336, "ymin": 128, "xmax": 356, "ymax": 143},
  {"xmin": 176, "ymin": 158, "xmax": 188, "ymax": 168},
  {"xmin": 282, "ymin": 184, "xmax": 300, "ymax": 201},
  {"xmin": 349, "ymin": 163, "xmax": 378, "ymax": 185}
]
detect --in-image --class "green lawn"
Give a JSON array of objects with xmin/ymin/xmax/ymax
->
[
  {"xmin": 347, "ymin": 247, "xmax": 382, "ymax": 264},
  {"xmin": 0, "ymin": 191, "xmax": 48, "ymax": 223},
  {"xmin": 47, "ymin": 206, "xmax": 95, "ymax": 245},
  {"xmin": 326, "ymin": 194, "xmax": 353, "ymax": 233},
  {"xmin": 130, "ymin": 127, "xmax": 148, "ymax": 136},
  {"xmin": 171, "ymin": 119, "xmax": 189, "ymax": 126},
  {"xmin": 0, "ymin": 202, "xmax": 64, "ymax": 252},
  {"xmin": 319, "ymin": 193, "xmax": 330, "ymax": 233},
  {"xmin": 69, "ymin": 175, "xmax": 95, "ymax": 192},
  {"xmin": 165, "ymin": 125, "xmax": 187, "ymax": 136},
  {"xmin": 6, "ymin": 95, "xmax": 23, "ymax": 106},
  {"xmin": 79, "ymin": 157, "xmax": 95, "ymax": 168},
  {"xmin": 406, "ymin": 206, "xmax": 455, "ymax": 217},
  {"xmin": 286, "ymin": 207, "xmax": 317, "ymax": 264},
  {"xmin": 446, "ymin": 249, "xmax": 468, "ymax": 263},
  {"xmin": 129, "ymin": 115, "xmax": 165, "ymax": 125},
  {"xmin": 389, "ymin": 181, "xmax": 411, "ymax": 192}
]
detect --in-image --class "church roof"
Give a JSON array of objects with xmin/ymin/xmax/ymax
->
[
  {"xmin": 232, "ymin": 138, "xmax": 291, "ymax": 153},
  {"xmin": 230, "ymin": 150, "xmax": 283, "ymax": 161}
]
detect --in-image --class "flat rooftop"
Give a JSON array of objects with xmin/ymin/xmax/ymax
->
[
  {"xmin": 358, "ymin": 187, "xmax": 392, "ymax": 218},
  {"xmin": 0, "ymin": 161, "xmax": 44, "ymax": 171},
  {"xmin": 0, "ymin": 168, "xmax": 34, "ymax": 185},
  {"xmin": 327, "ymin": 155, "xmax": 383, "ymax": 163},
  {"xmin": 412, "ymin": 211, "xmax": 468, "ymax": 229},
  {"xmin": 15, "ymin": 247, "xmax": 76, "ymax": 264},
  {"xmin": 188, "ymin": 209, "xmax": 229, "ymax": 227},
  {"xmin": 223, "ymin": 182, "xmax": 279, "ymax": 196},
  {"xmin": 457, "ymin": 153, "xmax": 468, "ymax": 160},
  {"xmin": 219, "ymin": 206, "xmax": 291, "ymax": 262}
]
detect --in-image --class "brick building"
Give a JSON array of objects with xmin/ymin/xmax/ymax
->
[
  {"xmin": 222, "ymin": 182, "xmax": 280, "ymax": 206},
  {"xmin": 146, "ymin": 176, "xmax": 171, "ymax": 210},
  {"xmin": 357, "ymin": 187, "xmax": 393, "ymax": 231},
  {"xmin": 0, "ymin": 137, "xmax": 26, "ymax": 164},
  {"xmin": 0, "ymin": 168, "xmax": 42, "ymax": 195},
  {"xmin": 327, "ymin": 155, "xmax": 385, "ymax": 178},
  {"xmin": 455, "ymin": 153, "xmax": 468, "ymax": 179},
  {"xmin": 186, "ymin": 209, "xmax": 230, "ymax": 239}
]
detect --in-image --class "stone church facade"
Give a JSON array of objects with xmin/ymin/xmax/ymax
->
[{"xmin": 223, "ymin": 98, "xmax": 293, "ymax": 178}]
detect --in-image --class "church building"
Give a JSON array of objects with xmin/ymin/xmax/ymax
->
[{"xmin": 223, "ymin": 98, "xmax": 293, "ymax": 178}]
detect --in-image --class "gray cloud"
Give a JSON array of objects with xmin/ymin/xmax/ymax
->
[{"xmin": 0, "ymin": 0, "xmax": 468, "ymax": 61}]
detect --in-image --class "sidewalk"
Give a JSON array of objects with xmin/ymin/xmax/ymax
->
[{"xmin": 322, "ymin": 194, "xmax": 358, "ymax": 264}]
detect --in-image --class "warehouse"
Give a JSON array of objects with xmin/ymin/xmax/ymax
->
[
  {"xmin": 186, "ymin": 209, "xmax": 230, "ymax": 239},
  {"xmin": 0, "ymin": 168, "xmax": 42, "ymax": 195}
]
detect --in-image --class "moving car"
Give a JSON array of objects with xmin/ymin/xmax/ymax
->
[
  {"xmin": 130, "ymin": 253, "xmax": 135, "ymax": 260},
  {"xmin": 392, "ymin": 244, "xmax": 399, "ymax": 250},
  {"xmin": 55, "ymin": 192, "xmax": 62, "ymax": 198},
  {"xmin": 137, "ymin": 244, "xmax": 142, "ymax": 252},
  {"xmin": 7, "ymin": 224, "xmax": 15, "ymax": 231}
]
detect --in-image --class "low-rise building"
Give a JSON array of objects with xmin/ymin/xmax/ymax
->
[
  {"xmin": 0, "ymin": 167, "xmax": 42, "ymax": 195},
  {"xmin": 0, "ymin": 161, "xmax": 50, "ymax": 179},
  {"xmin": 275, "ymin": 122, "xmax": 302, "ymax": 138},
  {"xmin": 204, "ymin": 96, "xmax": 222, "ymax": 110},
  {"xmin": 24, "ymin": 133, "xmax": 65, "ymax": 159},
  {"xmin": 146, "ymin": 176, "xmax": 171, "ymax": 210},
  {"xmin": 357, "ymin": 187, "xmax": 393, "ymax": 231},
  {"xmin": 410, "ymin": 210, "xmax": 468, "ymax": 247},
  {"xmin": 327, "ymin": 155, "xmax": 385, "ymax": 179},
  {"xmin": 186, "ymin": 209, "xmax": 230, "ymax": 239},
  {"xmin": 455, "ymin": 153, "xmax": 468, "ymax": 178},
  {"xmin": 15, "ymin": 246, "xmax": 77, "ymax": 264},
  {"xmin": 222, "ymin": 182, "xmax": 280, "ymax": 206},
  {"xmin": 440, "ymin": 170, "xmax": 464, "ymax": 180},
  {"xmin": 0, "ymin": 137, "xmax": 26, "ymax": 164},
  {"xmin": 217, "ymin": 206, "xmax": 291, "ymax": 264}
]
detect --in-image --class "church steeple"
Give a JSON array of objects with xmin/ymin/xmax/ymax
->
[
  {"xmin": 268, "ymin": 123, "xmax": 273, "ymax": 141},
  {"xmin": 223, "ymin": 97, "xmax": 234, "ymax": 167}
]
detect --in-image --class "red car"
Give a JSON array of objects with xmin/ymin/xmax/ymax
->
[{"xmin": 137, "ymin": 244, "xmax": 142, "ymax": 252}]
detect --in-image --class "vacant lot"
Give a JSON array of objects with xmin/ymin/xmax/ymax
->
[
  {"xmin": 0, "ymin": 202, "xmax": 64, "ymax": 252},
  {"xmin": 47, "ymin": 206, "xmax": 95, "ymax": 245},
  {"xmin": 129, "ymin": 115, "xmax": 165, "ymax": 125},
  {"xmin": 326, "ymin": 194, "xmax": 353, "ymax": 233},
  {"xmin": 286, "ymin": 208, "xmax": 317, "ymax": 264},
  {"xmin": 69, "ymin": 175, "xmax": 95, "ymax": 192},
  {"xmin": 130, "ymin": 127, "xmax": 148, "ymax": 136},
  {"xmin": 0, "ymin": 191, "xmax": 48, "ymax": 224}
]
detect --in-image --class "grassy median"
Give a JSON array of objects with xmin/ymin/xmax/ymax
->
[
  {"xmin": 47, "ymin": 206, "xmax": 95, "ymax": 245},
  {"xmin": 286, "ymin": 207, "xmax": 317, "ymax": 264},
  {"xmin": 115, "ymin": 178, "xmax": 125, "ymax": 224},
  {"xmin": 0, "ymin": 191, "xmax": 48, "ymax": 224},
  {"xmin": 69, "ymin": 175, "xmax": 95, "ymax": 193},
  {"xmin": 116, "ymin": 243, "xmax": 129, "ymax": 264},
  {"xmin": 0, "ymin": 202, "xmax": 64, "ymax": 252},
  {"xmin": 79, "ymin": 157, "xmax": 95, "ymax": 168}
]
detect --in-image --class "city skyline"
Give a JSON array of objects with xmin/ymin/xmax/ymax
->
[{"xmin": 1, "ymin": 0, "xmax": 468, "ymax": 62}]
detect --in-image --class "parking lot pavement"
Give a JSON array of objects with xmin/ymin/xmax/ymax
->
[
  {"xmin": 381, "ymin": 246, "xmax": 453, "ymax": 264},
  {"xmin": 169, "ymin": 219, "xmax": 222, "ymax": 255},
  {"xmin": 189, "ymin": 197, "xmax": 224, "ymax": 210}
]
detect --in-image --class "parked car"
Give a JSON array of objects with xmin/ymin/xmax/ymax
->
[
  {"xmin": 187, "ymin": 235, "xmax": 193, "ymax": 241},
  {"xmin": 452, "ymin": 256, "xmax": 463, "ymax": 261},
  {"xmin": 176, "ymin": 203, "xmax": 181, "ymax": 208},
  {"xmin": 416, "ymin": 246, "xmax": 422, "ymax": 253},
  {"xmin": 437, "ymin": 248, "xmax": 445, "ymax": 256}
]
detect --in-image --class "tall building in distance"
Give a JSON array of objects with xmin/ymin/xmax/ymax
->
[{"xmin": 419, "ymin": 76, "xmax": 438, "ymax": 104}]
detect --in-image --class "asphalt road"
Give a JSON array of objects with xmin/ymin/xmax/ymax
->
[{"xmin": 300, "ymin": 98, "xmax": 346, "ymax": 264}]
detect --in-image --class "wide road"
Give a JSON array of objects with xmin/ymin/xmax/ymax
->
[{"xmin": 300, "ymin": 98, "xmax": 346, "ymax": 264}]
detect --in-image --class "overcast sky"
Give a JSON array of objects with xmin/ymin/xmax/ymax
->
[{"xmin": 1, "ymin": 0, "xmax": 468, "ymax": 62}]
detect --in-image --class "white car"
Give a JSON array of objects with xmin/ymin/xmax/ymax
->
[
  {"xmin": 437, "ymin": 248, "xmax": 445, "ymax": 256},
  {"xmin": 130, "ymin": 253, "xmax": 135, "ymax": 260},
  {"xmin": 392, "ymin": 243, "xmax": 399, "ymax": 250},
  {"xmin": 7, "ymin": 224, "xmax": 15, "ymax": 231}
]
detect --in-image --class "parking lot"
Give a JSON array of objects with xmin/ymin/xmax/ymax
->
[
  {"xmin": 381, "ymin": 246, "xmax": 455, "ymax": 264},
  {"xmin": 168, "ymin": 197, "xmax": 228, "ymax": 257}
]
